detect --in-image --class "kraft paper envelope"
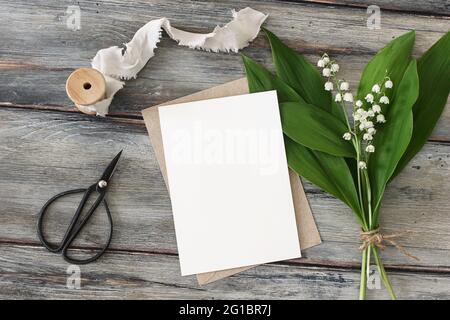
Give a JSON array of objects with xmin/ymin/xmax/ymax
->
[{"xmin": 142, "ymin": 78, "xmax": 321, "ymax": 285}]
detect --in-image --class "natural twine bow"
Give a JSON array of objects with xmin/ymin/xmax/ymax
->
[{"xmin": 359, "ymin": 228, "xmax": 420, "ymax": 261}]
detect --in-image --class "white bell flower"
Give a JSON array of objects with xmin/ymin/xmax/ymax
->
[
  {"xmin": 359, "ymin": 112, "xmax": 368, "ymax": 121},
  {"xmin": 367, "ymin": 109, "xmax": 375, "ymax": 117},
  {"xmin": 360, "ymin": 111, "xmax": 368, "ymax": 120},
  {"xmin": 354, "ymin": 108, "xmax": 366, "ymax": 120},
  {"xmin": 340, "ymin": 82, "xmax": 349, "ymax": 91},
  {"xmin": 358, "ymin": 161, "xmax": 367, "ymax": 169},
  {"xmin": 335, "ymin": 93, "xmax": 342, "ymax": 102},
  {"xmin": 365, "ymin": 93, "xmax": 374, "ymax": 103},
  {"xmin": 343, "ymin": 132, "xmax": 352, "ymax": 140},
  {"xmin": 376, "ymin": 114, "xmax": 386, "ymax": 123},
  {"xmin": 363, "ymin": 133, "xmax": 373, "ymax": 141},
  {"xmin": 364, "ymin": 121, "xmax": 374, "ymax": 128},
  {"xmin": 366, "ymin": 145, "xmax": 375, "ymax": 153},
  {"xmin": 355, "ymin": 100, "xmax": 363, "ymax": 107},
  {"xmin": 324, "ymin": 81, "xmax": 334, "ymax": 91},
  {"xmin": 379, "ymin": 95, "xmax": 390, "ymax": 104},
  {"xmin": 385, "ymin": 80, "xmax": 393, "ymax": 88},
  {"xmin": 331, "ymin": 63, "xmax": 340, "ymax": 73},
  {"xmin": 317, "ymin": 59, "xmax": 325, "ymax": 68},
  {"xmin": 323, "ymin": 68, "xmax": 331, "ymax": 77},
  {"xmin": 367, "ymin": 127, "xmax": 376, "ymax": 135},
  {"xmin": 359, "ymin": 121, "xmax": 367, "ymax": 131},
  {"xmin": 372, "ymin": 84, "xmax": 381, "ymax": 93},
  {"xmin": 372, "ymin": 104, "xmax": 381, "ymax": 113},
  {"xmin": 343, "ymin": 92, "xmax": 353, "ymax": 102},
  {"xmin": 322, "ymin": 56, "xmax": 330, "ymax": 64}
]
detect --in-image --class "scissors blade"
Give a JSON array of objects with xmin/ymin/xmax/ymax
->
[{"xmin": 100, "ymin": 150, "xmax": 123, "ymax": 183}]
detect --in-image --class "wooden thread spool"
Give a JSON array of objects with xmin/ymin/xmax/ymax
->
[{"xmin": 66, "ymin": 68, "xmax": 107, "ymax": 115}]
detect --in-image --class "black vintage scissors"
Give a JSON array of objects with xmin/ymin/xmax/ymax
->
[{"xmin": 37, "ymin": 151, "xmax": 122, "ymax": 265}]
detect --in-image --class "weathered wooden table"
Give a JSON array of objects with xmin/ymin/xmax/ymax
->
[{"xmin": 1, "ymin": 0, "xmax": 449, "ymax": 300}]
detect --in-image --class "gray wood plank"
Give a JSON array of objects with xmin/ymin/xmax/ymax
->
[
  {"xmin": 1, "ymin": 244, "xmax": 449, "ymax": 299},
  {"xmin": 1, "ymin": 0, "xmax": 449, "ymax": 140},
  {"xmin": 1, "ymin": 107, "xmax": 449, "ymax": 271},
  {"xmin": 296, "ymin": 0, "xmax": 450, "ymax": 16}
]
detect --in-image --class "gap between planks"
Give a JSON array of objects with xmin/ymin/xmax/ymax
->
[
  {"xmin": 2, "ymin": 104, "xmax": 450, "ymax": 144},
  {"xmin": 2, "ymin": 238, "xmax": 450, "ymax": 276}
]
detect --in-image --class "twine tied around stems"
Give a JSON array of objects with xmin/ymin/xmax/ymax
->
[{"xmin": 359, "ymin": 228, "xmax": 420, "ymax": 261}]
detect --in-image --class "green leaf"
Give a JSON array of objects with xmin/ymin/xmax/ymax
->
[
  {"xmin": 369, "ymin": 60, "xmax": 419, "ymax": 220},
  {"xmin": 242, "ymin": 52, "xmax": 363, "ymax": 227},
  {"xmin": 393, "ymin": 31, "xmax": 450, "ymax": 176},
  {"xmin": 357, "ymin": 31, "xmax": 415, "ymax": 102},
  {"xmin": 242, "ymin": 55, "xmax": 304, "ymax": 103},
  {"xmin": 263, "ymin": 28, "xmax": 333, "ymax": 114},
  {"xmin": 331, "ymin": 100, "xmax": 349, "ymax": 125},
  {"xmin": 285, "ymin": 137, "xmax": 364, "ymax": 225},
  {"xmin": 280, "ymin": 101, "xmax": 356, "ymax": 158},
  {"xmin": 345, "ymin": 157, "xmax": 359, "ymax": 186}
]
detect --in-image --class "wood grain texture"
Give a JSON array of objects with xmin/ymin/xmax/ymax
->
[
  {"xmin": 294, "ymin": 0, "xmax": 450, "ymax": 16},
  {"xmin": 0, "ymin": 0, "xmax": 449, "ymax": 140},
  {"xmin": 1, "ymin": 0, "xmax": 449, "ymax": 299},
  {"xmin": 2, "ymin": 244, "xmax": 450, "ymax": 300},
  {"xmin": 1, "ymin": 108, "xmax": 449, "ymax": 273}
]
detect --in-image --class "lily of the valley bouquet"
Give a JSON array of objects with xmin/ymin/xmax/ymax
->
[{"xmin": 243, "ymin": 29, "xmax": 450, "ymax": 299}]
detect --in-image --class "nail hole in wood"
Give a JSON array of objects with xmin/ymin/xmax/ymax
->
[{"xmin": 83, "ymin": 82, "xmax": 92, "ymax": 90}]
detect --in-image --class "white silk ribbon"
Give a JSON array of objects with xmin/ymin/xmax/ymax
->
[{"xmin": 85, "ymin": 7, "xmax": 268, "ymax": 116}]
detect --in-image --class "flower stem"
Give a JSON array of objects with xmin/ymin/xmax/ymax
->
[
  {"xmin": 372, "ymin": 246, "xmax": 397, "ymax": 300},
  {"xmin": 359, "ymin": 247, "xmax": 368, "ymax": 300},
  {"xmin": 355, "ymin": 139, "xmax": 367, "ymax": 229},
  {"xmin": 333, "ymin": 78, "xmax": 352, "ymax": 132},
  {"xmin": 366, "ymin": 244, "xmax": 372, "ymax": 282},
  {"xmin": 363, "ymin": 170, "xmax": 373, "ymax": 228}
]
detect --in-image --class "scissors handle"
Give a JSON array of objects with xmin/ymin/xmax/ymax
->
[{"xmin": 37, "ymin": 184, "xmax": 113, "ymax": 265}]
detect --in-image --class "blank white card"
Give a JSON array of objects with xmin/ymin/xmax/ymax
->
[{"xmin": 159, "ymin": 91, "xmax": 301, "ymax": 275}]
